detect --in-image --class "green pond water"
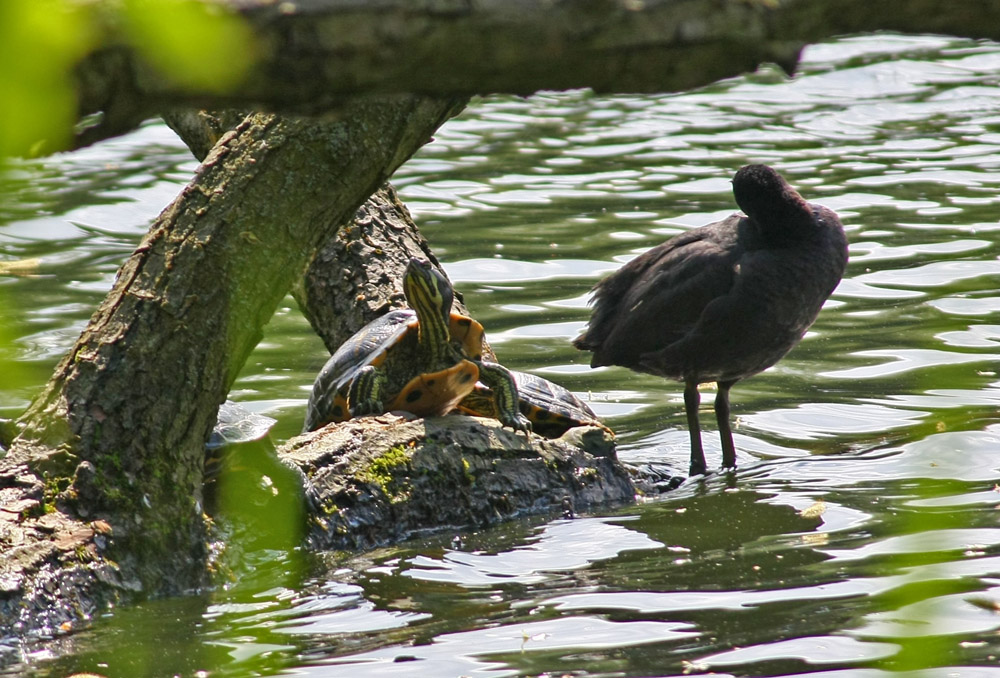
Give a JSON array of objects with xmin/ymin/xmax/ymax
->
[{"xmin": 3, "ymin": 33, "xmax": 1000, "ymax": 678}]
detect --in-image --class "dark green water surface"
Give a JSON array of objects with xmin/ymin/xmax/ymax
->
[{"xmin": 3, "ymin": 34, "xmax": 1000, "ymax": 677}]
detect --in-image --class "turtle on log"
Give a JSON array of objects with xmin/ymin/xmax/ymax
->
[{"xmin": 303, "ymin": 258, "xmax": 531, "ymax": 435}]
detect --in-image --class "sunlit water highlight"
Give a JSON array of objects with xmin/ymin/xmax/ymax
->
[{"xmin": 3, "ymin": 33, "xmax": 1000, "ymax": 678}]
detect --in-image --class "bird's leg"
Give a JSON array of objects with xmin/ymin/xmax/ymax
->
[
  {"xmin": 684, "ymin": 380, "xmax": 707, "ymax": 477},
  {"xmin": 715, "ymin": 379, "xmax": 738, "ymax": 470}
]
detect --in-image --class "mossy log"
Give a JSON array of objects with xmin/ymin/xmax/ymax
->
[{"xmin": 284, "ymin": 415, "xmax": 626, "ymax": 551}]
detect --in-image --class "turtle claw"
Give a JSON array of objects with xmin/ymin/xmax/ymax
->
[{"xmin": 505, "ymin": 413, "xmax": 533, "ymax": 436}]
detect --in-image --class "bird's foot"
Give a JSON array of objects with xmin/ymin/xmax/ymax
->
[
  {"xmin": 688, "ymin": 462, "xmax": 708, "ymax": 478},
  {"xmin": 686, "ymin": 462, "xmax": 737, "ymax": 480}
]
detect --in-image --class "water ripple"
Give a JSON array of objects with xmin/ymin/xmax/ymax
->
[{"xmin": 403, "ymin": 518, "xmax": 661, "ymax": 587}]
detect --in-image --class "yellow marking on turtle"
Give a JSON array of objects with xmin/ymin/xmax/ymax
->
[
  {"xmin": 387, "ymin": 360, "xmax": 480, "ymax": 418},
  {"xmin": 449, "ymin": 314, "xmax": 485, "ymax": 359}
]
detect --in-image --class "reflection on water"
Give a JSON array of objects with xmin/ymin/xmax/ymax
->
[{"xmin": 4, "ymin": 32, "xmax": 1000, "ymax": 678}]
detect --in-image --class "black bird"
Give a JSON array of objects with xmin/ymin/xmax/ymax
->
[{"xmin": 574, "ymin": 164, "xmax": 848, "ymax": 477}]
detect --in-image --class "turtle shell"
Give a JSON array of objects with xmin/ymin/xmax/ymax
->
[
  {"xmin": 208, "ymin": 400, "xmax": 277, "ymax": 449},
  {"xmin": 204, "ymin": 400, "xmax": 278, "ymax": 480},
  {"xmin": 303, "ymin": 308, "xmax": 487, "ymax": 432},
  {"xmin": 458, "ymin": 370, "xmax": 610, "ymax": 438}
]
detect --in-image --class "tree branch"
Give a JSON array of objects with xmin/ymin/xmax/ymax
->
[{"xmin": 69, "ymin": 0, "xmax": 1000, "ymax": 150}]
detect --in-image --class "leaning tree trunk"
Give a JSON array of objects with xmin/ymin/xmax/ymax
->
[{"xmin": 0, "ymin": 96, "xmax": 465, "ymax": 635}]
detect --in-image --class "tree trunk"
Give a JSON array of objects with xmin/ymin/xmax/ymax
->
[
  {"xmin": 0, "ymin": 95, "xmax": 464, "ymax": 634},
  {"xmin": 67, "ymin": 0, "xmax": 1000, "ymax": 150}
]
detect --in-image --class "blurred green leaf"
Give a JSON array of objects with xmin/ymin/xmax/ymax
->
[
  {"xmin": 0, "ymin": 0, "xmax": 255, "ymax": 158},
  {"xmin": 0, "ymin": 0, "xmax": 94, "ymax": 157},
  {"xmin": 0, "ymin": 280, "xmax": 37, "ymax": 425},
  {"xmin": 122, "ymin": 0, "xmax": 256, "ymax": 92}
]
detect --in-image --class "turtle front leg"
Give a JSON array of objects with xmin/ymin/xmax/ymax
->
[
  {"xmin": 348, "ymin": 365, "xmax": 387, "ymax": 417},
  {"xmin": 477, "ymin": 361, "xmax": 532, "ymax": 435}
]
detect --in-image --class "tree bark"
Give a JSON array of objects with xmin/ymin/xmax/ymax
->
[
  {"xmin": 68, "ymin": 0, "xmax": 1000, "ymax": 150},
  {"xmin": 0, "ymin": 95, "xmax": 464, "ymax": 634}
]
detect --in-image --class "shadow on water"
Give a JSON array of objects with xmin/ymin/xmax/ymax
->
[{"xmin": 4, "ymin": 32, "xmax": 1000, "ymax": 678}]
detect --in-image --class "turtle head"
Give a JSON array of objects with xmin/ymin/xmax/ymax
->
[{"xmin": 403, "ymin": 257, "xmax": 454, "ymax": 324}]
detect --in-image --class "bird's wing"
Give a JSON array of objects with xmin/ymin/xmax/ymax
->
[{"xmin": 577, "ymin": 218, "xmax": 743, "ymax": 367}]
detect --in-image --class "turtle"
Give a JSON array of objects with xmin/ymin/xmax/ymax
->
[
  {"xmin": 303, "ymin": 257, "xmax": 531, "ymax": 435},
  {"xmin": 204, "ymin": 400, "xmax": 279, "ymax": 480},
  {"xmin": 207, "ymin": 400, "xmax": 277, "ymax": 450},
  {"xmin": 457, "ymin": 369, "xmax": 611, "ymax": 439}
]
